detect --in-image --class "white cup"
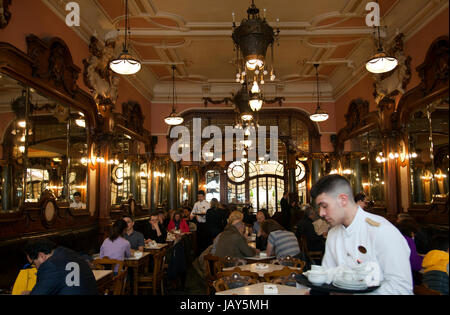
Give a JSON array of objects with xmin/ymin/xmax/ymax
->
[
  {"xmin": 311, "ymin": 265, "xmax": 324, "ymax": 271},
  {"xmin": 307, "ymin": 272, "xmax": 327, "ymax": 285}
]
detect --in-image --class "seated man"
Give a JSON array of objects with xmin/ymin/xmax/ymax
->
[
  {"xmin": 70, "ymin": 192, "xmax": 86, "ymax": 209},
  {"xmin": 143, "ymin": 211, "xmax": 168, "ymax": 244},
  {"xmin": 354, "ymin": 192, "xmax": 368, "ymax": 210},
  {"xmin": 215, "ymin": 221, "xmax": 257, "ymax": 259},
  {"xmin": 123, "ymin": 215, "xmax": 145, "ymax": 252},
  {"xmin": 24, "ymin": 238, "xmax": 98, "ymax": 295},
  {"xmin": 295, "ymin": 205, "xmax": 326, "ymax": 253}
]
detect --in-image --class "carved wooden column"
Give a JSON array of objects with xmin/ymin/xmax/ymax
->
[
  {"xmin": 98, "ymin": 144, "xmax": 112, "ymax": 243},
  {"xmin": 168, "ymin": 159, "xmax": 177, "ymax": 210},
  {"xmin": 191, "ymin": 167, "xmax": 199, "ymax": 203},
  {"xmin": 287, "ymin": 149, "xmax": 297, "ymax": 195}
]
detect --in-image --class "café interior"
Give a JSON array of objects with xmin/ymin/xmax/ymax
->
[{"xmin": 0, "ymin": 0, "xmax": 448, "ymax": 296}]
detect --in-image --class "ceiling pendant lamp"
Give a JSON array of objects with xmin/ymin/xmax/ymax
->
[
  {"xmin": 232, "ymin": 0, "xmax": 279, "ymax": 86},
  {"xmin": 109, "ymin": 0, "xmax": 141, "ymax": 75},
  {"xmin": 165, "ymin": 66, "xmax": 184, "ymax": 126},
  {"xmin": 365, "ymin": 13, "xmax": 398, "ymax": 74},
  {"xmin": 310, "ymin": 64, "xmax": 329, "ymax": 122}
]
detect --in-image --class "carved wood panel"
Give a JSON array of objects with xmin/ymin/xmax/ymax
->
[{"xmin": 0, "ymin": 0, "xmax": 11, "ymax": 29}]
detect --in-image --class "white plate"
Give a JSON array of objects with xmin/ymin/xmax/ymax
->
[{"xmin": 333, "ymin": 279, "xmax": 367, "ymax": 290}]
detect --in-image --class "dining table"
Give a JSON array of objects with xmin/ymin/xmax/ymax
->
[
  {"xmin": 215, "ymin": 282, "xmax": 309, "ymax": 295},
  {"xmin": 92, "ymin": 270, "xmax": 114, "ymax": 295},
  {"xmin": 125, "ymin": 251, "xmax": 151, "ymax": 295},
  {"xmin": 223, "ymin": 263, "xmax": 302, "ymax": 278},
  {"xmin": 144, "ymin": 243, "xmax": 168, "ymax": 255}
]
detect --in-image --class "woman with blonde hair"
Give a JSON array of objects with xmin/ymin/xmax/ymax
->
[{"xmin": 228, "ymin": 211, "xmax": 244, "ymax": 225}]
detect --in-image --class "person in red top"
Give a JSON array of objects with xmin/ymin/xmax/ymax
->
[{"xmin": 167, "ymin": 210, "xmax": 190, "ymax": 233}]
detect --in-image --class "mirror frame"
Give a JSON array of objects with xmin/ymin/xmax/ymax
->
[
  {"xmin": 396, "ymin": 36, "xmax": 449, "ymax": 222},
  {"xmin": 334, "ymin": 98, "xmax": 387, "ymax": 212},
  {"xmin": 109, "ymin": 102, "xmax": 152, "ymax": 220},
  {"xmin": 0, "ymin": 35, "xmax": 98, "ymax": 236}
]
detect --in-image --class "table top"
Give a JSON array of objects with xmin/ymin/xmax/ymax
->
[
  {"xmin": 216, "ymin": 282, "xmax": 308, "ymax": 295},
  {"xmin": 126, "ymin": 251, "xmax": 151, "ymax": 261},
  {"xmin": 93, "ymin": 270, "xmax": 113, "ymax": 281},
  {"xmin": 93, "ymin": 251, "xmax": 151, "ymax": 261},
  {"xmin": 223, "ymin": 263, "xmax": 301, "ymax": 278},
  {"xmin": 244, "ymin": 254, "xmax": 275, "ymax": 261},
  {"xmin": 145, "ymin": 243, "xmax": 168, "ymax": 250}
]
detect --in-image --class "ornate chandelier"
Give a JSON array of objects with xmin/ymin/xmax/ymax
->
[
  {"xmin": 232, "ymin": 0, "xmax": 279, "ymax": 111},
  {"xmin": 109, "ymin": 0, "xmax": 142, "ymax": 75}
]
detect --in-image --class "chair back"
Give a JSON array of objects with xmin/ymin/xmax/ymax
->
[
  {"xmin": 213, "ymin": 273, "xmax": 258, "ymax": 292},
  {"xmin": 112, "ymin": 268, "xmax": 128, "ymax": 295},
  {"xmin": 216, "ymin": 267, "xmax": 260, "ymax": 281},
  {"xmin": 298, "ymin": 235, "xmax": 309, "ymax": 254},
  {"xmin": 297, "ymin": 235, "xmax": 323, "ymax": 263},
  {"xmin": 154, "ymin": 248, "xmax": 167, "ymax": 283},
  {"xmin": 92, "ymin": 257, "xmax": 126, "ymax": 273},
  {"xmin": 203, "ymin": 253, "xmax": 221, "ymax": 294},
  {"xmin": 204, "ymin": 254, "xmax": 221, "ymax": 280},
  {"xmin": 275, "ymin": 255, "xmax": 306, "ymax": 271},
  {"xmin": 216, "ymin": 256, "xmax": 246, "ymax": 272},
  {"xmin": 264, "ymin": 267, "xmax": 301, "ymax": 287}
]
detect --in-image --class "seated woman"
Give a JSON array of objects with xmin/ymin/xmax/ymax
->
[
  {"xmin": 215, "ymin": 212, "xmax": 257, "ymax": 259},
  {"xmin": 167, "ymin": 210, "xmax": 190, "ymax": 233},
  {"xmin": 261, "ymin": 219, "xmax": 300, "ymax": 259},
  {"xmin": 100, "ymin": 219, "xmax": 131, "ymax": 265},
  {"xmin": 253, "ymin": 209, "xmax": 269, "ymax": 251}
]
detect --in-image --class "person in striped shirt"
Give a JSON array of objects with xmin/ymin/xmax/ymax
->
[{"xmin": 261, "ymin": 219, "xmax": 301, "ymax": 259}]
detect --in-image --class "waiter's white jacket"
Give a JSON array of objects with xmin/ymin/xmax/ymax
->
[{"xmin": 322, "ymin": 207, "xmax": 413, "ymax": 295}]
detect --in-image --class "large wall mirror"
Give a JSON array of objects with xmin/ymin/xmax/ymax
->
[
  {"xmin": 0, "ymin": 73, "xmax": 89, "ymax": 212},
  {"xmin": 0, "ymin": 74, "xmax": 26, "ymax": 212},
  {"xmin": 340, "ymin": 128, "xmax": 386, "ymax": 207},
  {"xmin": 408, "ymin": 97, "xmax": 449, "ymax": 204},
  {"xmin": 110, "ymin": 131, "xmax": 149, "ymax": 207}
]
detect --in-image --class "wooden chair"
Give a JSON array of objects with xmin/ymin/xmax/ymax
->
[
  {"xmin": 203, "ymin": 254, "xmax": 221, "ymax": 295},
  {"xmin": 216, "ymin": 256, "xmax": 246, "ymax": 271},
  {"xmin": 264, "ymin": 267, "xmax": 302, "ymax": 286},
  {"xmin": 298, "ymin": 235, "xmax": 323, "ymax": 263},
  {"xmin": 137, "ymin": 248, "xmax": 166, "ymax": 295},
  {"xmin": 92, "ymin": 257, "xmax": 128, "ymax": 295},
  {"xmin": 273, "ymin": 255, "xmax": 306, "ymax": 272},
  {"xmin": 414, "ymin": 284, "xmax": 442, "ymax": 295},
  {"xmin": 213, "ymin": 273, "xmax": 259, "ymax": 292},
  {"xmin": 216, "ymin": 267, "xmax": 260, "ymax": 281}
]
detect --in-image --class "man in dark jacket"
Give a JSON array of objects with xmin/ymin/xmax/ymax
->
[
  {"xmin": 295, "ymin": 205, "xmax": 326, "ymax": 252},
  {"xmin": 280, "ymin": 191, "xmax": 291, "ymax": 230},
  {"xmin": 142, "ymin": 211, "xmax": 168, "ymax": 244},
  {"xmin": 215, "ymin": 221, "xmax": 257, "ymax": 259},
  {"xmin": 24, "ymin": 239, "xmax": 98, "ymax": 295},
  {"xmin": 205, "ymin": 198, "xmax": 227, "ymax": 245}
]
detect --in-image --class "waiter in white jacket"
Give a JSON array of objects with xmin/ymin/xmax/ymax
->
[{"xmin": 311, "ymin": 175, "xmax": 413, "ymax": 295}]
